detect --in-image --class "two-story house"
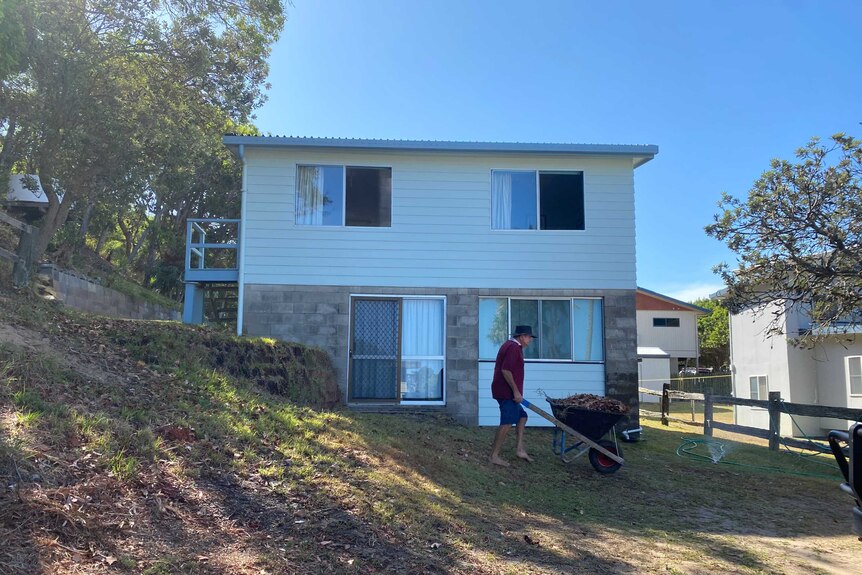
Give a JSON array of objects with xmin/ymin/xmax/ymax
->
[
  {"xmin": 729, "ymin": 301, "xmax": 862, "ymax": 436},
  {"xmin": 636, "ymin": 287, "xmax": 709, "ymax": 401},
  {"xmin": 186, "ymin": 136, "xmax": 658, "ymax": 427}
]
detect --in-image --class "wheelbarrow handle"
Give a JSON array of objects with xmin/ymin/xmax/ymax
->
[{"xmin": 520, "ymin": 399, "xmax": 624, "ymax": 465}]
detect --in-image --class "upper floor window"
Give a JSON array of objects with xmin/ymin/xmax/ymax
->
[
  {"xmin": 491, "ymin": 170, "xmax": 584, "ymax": 230},
  {"xmin": 653, "ymin": 318, "xmax": 680, "ymax": 327},
  {"xmin": 296, "ymin": 165, "xmax": 392, "ymax": 227},
  {"xmin": 846, "ymin": 356, "xmax": 862, "ymax": 396}
]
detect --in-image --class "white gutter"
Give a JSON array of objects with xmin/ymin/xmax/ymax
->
[{"xmin": 237, "ymin": 144, "xmax": 246, "ymax": 336}]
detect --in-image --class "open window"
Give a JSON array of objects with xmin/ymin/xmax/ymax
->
[
  {"xmin": 491, "ymin": 170, "xmax": 584, "ymax": 230},
  {"xmin": 296, "ymin": 165, "xmax": 391, "ymax": 227}
]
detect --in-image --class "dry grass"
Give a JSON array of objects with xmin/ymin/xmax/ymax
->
[{"xmin": 0, "ymin": 289, "xmax": 859, "ymax": 574}]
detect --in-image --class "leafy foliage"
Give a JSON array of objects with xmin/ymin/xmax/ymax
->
[
  {"xmin": 691, "ymin": 297, "xmax": 729, "ymax": 369},
  {"xmin": 706, "ymin": 134, "xmax": 862, "ymax": 339},
  {"xmin": 0, "ymin": 0, "xmax": 283, "ymax": 292}
]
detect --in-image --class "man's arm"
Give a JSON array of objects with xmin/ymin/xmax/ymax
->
[{"xmin": 501, "ymin": 369, "xmax": 522, "ymax": 403}]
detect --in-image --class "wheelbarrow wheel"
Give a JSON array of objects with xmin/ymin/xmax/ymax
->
[{"xmin": 588, "ymin": 440, "xmax": 623, "ymax": 474}]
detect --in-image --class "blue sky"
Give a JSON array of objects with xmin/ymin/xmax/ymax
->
[{"xmin": 253, "ymin": 0, "xmax": 861, "ymax": 302}]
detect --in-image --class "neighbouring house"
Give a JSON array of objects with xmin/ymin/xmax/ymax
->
[
  {"xmin": 4, "ymin": 174, "xmax": 50, "ymax": 222},
  {"xmin": 636, "ymin": 287, "xmax": 709, "ymax": 402},
  {"xmin": 728, "ymin": 300, "xmax": 862, "ymax": 437},
  {"xmin": 184, "ymin": 136, "xmax": 658, "ymax": 427}
]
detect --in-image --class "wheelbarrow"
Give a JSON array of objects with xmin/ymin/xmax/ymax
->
[{"xmin": 520, "ymin": 398, "xmax": 625, "ymax": 474}]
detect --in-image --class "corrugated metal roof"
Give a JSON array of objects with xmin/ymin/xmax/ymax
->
[{"xmin": 223, "ymin": 135, "xmax": 658, "ymax": 166}]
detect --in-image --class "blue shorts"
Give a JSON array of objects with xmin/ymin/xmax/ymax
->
[{"xmin": 497, "ymin": 399, "xmax": 528, "ymax": 426}]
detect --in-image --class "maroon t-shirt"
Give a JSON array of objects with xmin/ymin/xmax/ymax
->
[{"xmin": 491, "ymin": 339, "xmax": 525, "ymax": 399}]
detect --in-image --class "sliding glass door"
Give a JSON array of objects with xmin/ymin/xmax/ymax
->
[{"xmin": 349, "ymin": 296, "xmax": 445, "ymax": 404}]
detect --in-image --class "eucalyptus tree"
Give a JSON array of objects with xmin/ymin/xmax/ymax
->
[
  {"xmin": 706, "ymin": 134, "xmax": 862, "ymax": 339},
  {"xmin": 0, "ymin": 0, "xmax": 285, "ymax": 269}
]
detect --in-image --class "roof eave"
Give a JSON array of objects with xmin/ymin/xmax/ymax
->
[
  {"xmin": 637, "ymin": 286, "xmax": 711, "ymax": 314},
  {"xmin": 222, "ymin": 135, "xmax": 658, "ymax": 165}
]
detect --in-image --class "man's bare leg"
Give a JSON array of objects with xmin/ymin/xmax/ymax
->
[
  {"xmin": 515, "ymin": 417, "xmax": 533, "ymax": 462},
  {"xmin": 489, "ymin": 425, "xmax": 512, "ymax": 466}
]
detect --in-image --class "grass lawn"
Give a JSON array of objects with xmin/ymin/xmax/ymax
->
[{"xmin": 1, "ymin": 291, "xmax": 860, "ymax": 574}]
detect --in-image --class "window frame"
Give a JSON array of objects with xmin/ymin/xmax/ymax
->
[
  {"xmin": 347, "ymin": 293, "xmax": 446, "ymax": 406},
  {"xmin": 749, "ymin": 374, "xmax": 768, "ymax": 401},
  {"xmin": 846, "ymin": 356, "xmax": 862, "ymax": 397},
  {"xmin": 653, "ymin": 317, "xmax": 681, "ymax": 327},
  {"xmin": 489, "ymin": 169, "xmax": 585, "ymax": 232},
  {"xmin": 478, "ymin": 296, "xmax": 604, "ymax": 363},
  {"xmin": 295, "ymin": 164, "xmax": 393, "ymax": 228}
]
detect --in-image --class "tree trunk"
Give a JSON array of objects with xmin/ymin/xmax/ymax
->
[
  {"xmin": 0, "ymin": 118, "xmax": 17, "ymax": 177},
  {"xmin": 95, "ymin": 227, "xmax": 109, "ymax": 253},
  {"xmin": 12, "ymin": 227, "xmax": 36, "ymax": 288},
  {"xmin": 79, "ymin": 197, "xmax": 95, "ymax": 243},
  {"xmin": 128, "ymin": 222, "xmax": 153, "ymax": 264},
  {"xmin": 34, "ymin": 191, "xmax": 73, "ymax": 260}
]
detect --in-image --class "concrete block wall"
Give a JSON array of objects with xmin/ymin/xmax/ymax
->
[
  {"xmin": 244, "ymin": 284, "xmax": 638, "ymax": 427},
  {"xmin": 39, "ymin": 264, "xmax": 181, "ymax": 321}
]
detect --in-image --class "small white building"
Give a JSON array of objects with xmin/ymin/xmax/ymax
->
[
  {"xmin": 635, "ymin": 287, "xmax": 708, "ymax": 401},
  {"xmin": 729, "ymin": 300, "xmax": 862, "ymax": 436}
]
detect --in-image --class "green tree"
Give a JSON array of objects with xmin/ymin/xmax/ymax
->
[
  {"xmin": 0, "ymin": 0, "xmax": 27, "ymax": 79},
  {"xmin": 0, "ymin": 0, "xmax": 285, "ymax": 272},
  {"xmin": 706, "ymin": 134, "xmax": 862, "ymax": 339},
  {"xmin": 692, "ymin": 297, "xmax": 729, "ymax": 369}
]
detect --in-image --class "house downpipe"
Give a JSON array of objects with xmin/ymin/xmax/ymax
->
[{"xmin": 237, "ymin": 144, "xmax": 247, "ymax": 336}]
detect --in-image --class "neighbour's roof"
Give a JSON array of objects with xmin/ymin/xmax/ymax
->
[
  {"xmin": 636, "ymin": 286, "xmax": 711, "ymax": 314},
  {"xmin": 223, "ymin": 135, "xmax": 659, "ymax": 167},
  {"xmin": 6, "ymin": 174, "xmax": 47, "ymax": 204}
]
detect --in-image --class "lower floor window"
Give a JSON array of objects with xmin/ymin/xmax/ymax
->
[
  {"xmin": 478, "ymin": 297, "xmax": 604, "ymax": 362},
  {"xmin": 749, "ymin": 375, "xmax": 768, "ymax": 400},
  {"xmin": 846, "ymin": 356, "xmax": 862, "ymax": 396},
  {"xmin": 349, "ymin": 296, "xmax": 445, "ymax": 402}
]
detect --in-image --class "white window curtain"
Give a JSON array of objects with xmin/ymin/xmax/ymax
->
[
  {"xmin": 572, "ymin": 299, "xmax": 604, "ymax": 361},
  {"xmin": 296, "ymin": 166, "xmax": 325, "ymax": 225},
  {"xmin": 850, "ymin": 357, "xmax": 862, "ymax": 395},
  {"xmin": 401, "ymin": 299, "xmax": 444, "ymax": 400},
  {"xmin": 491, "ymin": 171, "xmax": 513, "ymax": 229},
  {"xmin": 402, "ymin": 299, "xmax": 443, "ymax": 356}
]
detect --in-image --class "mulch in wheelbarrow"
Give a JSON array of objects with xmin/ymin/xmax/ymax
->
[{"xmin": 550, "ymin": 393, "xmax": 630, "ymax": 414}]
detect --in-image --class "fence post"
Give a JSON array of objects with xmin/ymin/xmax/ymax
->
[
  {"xmin": 704, "ymin": 393, "xmax": 713, "ymax": 436},
  {"xmin": 768, "ymin": 391, "xmax": 781, "ymax": 451},
  {"xmin": 12, "ymin": 225, "xmax": 35, "ymax": 288},
  {"xmin": 661, "ymin": 383, "xmax": 670, "ymax": 426}
]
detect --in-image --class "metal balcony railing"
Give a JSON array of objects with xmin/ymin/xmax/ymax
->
[{"xmin": 184, "ymin": 218, "xmax": 240, "ymax": 282}]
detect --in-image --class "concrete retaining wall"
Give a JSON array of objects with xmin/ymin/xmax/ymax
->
[{"xmin": 38, "ymin": 264, "xmax": 181, "ymax": 321}]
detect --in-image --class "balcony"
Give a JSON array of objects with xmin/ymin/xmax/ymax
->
[{"xmin": 184, "ymin": 218, "xmax": 240, "ymax": 283}]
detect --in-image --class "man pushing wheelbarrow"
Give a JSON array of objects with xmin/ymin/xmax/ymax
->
[{"xmin": 488, "ymin": 326, "xmax": 627, "ymax": 473}]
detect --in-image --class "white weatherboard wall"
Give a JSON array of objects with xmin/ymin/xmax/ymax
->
[
  {"xmin": 477, "ymin": 362, "xmax": 605, "ymax": 426},
  {"xmin": 242, "ymin": 148, "xmax": 637, "ymax": 290},
  {"xmin": 636, "ymin": 310, "xmax": 698, "ymax": 358}
]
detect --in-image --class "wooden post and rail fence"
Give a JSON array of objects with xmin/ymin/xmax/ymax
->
[
  {"xmin": 0, "ymin": 210, "xmax": 38, "ymax": 288},
  {"xmin": 640, "ymin": 383, "xmax": 862, "ymax": 451}
]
